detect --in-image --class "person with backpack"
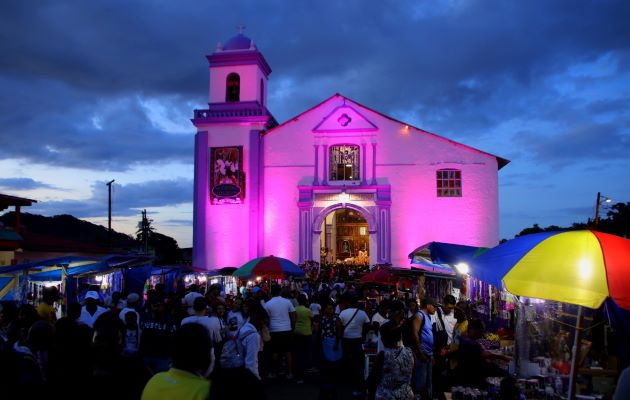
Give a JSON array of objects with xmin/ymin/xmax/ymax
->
[
  {"xmin": 212, "ymin": 310, "xmax": 266, "ymax": 399},
  {"xmin": 432, "ymin": 295, "xmax": 457, "ymax": 400}
]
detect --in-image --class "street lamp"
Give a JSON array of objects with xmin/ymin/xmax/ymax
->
[{"xmin": 594, "ymin": 192, "xmax": 613, "ymax": 227}]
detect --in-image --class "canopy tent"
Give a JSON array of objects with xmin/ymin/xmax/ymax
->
[
  {"xmin": 2, "ymin": 255, "xmax": 102, "ymax": 274},
  {"xmin": 409, "ymin": 241, "xmax": 488, "ymax": 265},
  {"xmin": 0, "ymin": 276, "xmax": 17, "ymax": 300},
  {"xmin": 410, "ymin": 256, "xmax": 457, "ymax": 277},
  {"xmin": 102, "ymin": 254, "xmax": 154, "ymax": 268},
  {"xmin": 0, "ymin": 254, "xmax": 156, "ymax": 304},
  {"xmin": 27, "ymin": 261, "xmax": 110, "ymax": 282}
]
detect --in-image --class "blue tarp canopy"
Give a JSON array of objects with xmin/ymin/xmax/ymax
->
[
  {"xmin": 0, "ymin": 276, "xmax": 17, "ymax": 300},
  {"xmin": 410, "ymin": 256, "xmax": 456, "ymax": 276},
  {"xmin": 28, "ymin": 261, "xmax": 111, "ymax": 281},
  {"xmin": 409, "ymin": 241, "xmax": 488, "ymax": 265},
  {"xmin": 102, "ymin": 254, "xmax": 154, "ymax": 267},
  {"xmin": 1, "ymin": 255, "xmax": 101, "ymax": 274}
]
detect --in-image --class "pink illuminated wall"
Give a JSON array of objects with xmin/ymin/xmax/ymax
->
[
  {"xmin": 262, "ymin": 95, "xmax": 502, "ymax": 268},
  {"xmin": 193, "ymin": 34, "xmax": 506, "ymax": 271}
]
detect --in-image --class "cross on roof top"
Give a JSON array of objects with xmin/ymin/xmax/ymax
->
[{"xmin": 237, "ymin": 24, "xmax": 246, "ymax": 34}]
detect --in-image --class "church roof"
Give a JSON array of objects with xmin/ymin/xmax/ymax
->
[
  {"xmin": 222, "ymin": 33, "xmax": 255, "ymax": 51},
  {"xmin": 264, "ymin": 93, "xmax": 510, "ymax": 170}
]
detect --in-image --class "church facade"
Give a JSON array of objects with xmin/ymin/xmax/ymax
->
[{"xmin": 192, "ymin": 31, "xmax": 508, "ymax": 271}]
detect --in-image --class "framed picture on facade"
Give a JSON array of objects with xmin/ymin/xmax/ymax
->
[{"xmin": 209, "ymin": 146, "xmax": 245, "ymax": 204}]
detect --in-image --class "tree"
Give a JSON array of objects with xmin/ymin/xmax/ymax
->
[
  {"xmin": 136, "ymin": 209, "xmax": 155, "ymax": 254},
  {"xmin": 599, "ymin": 202, "xmax": 630, "ymax": 238},
  {"xmin": 135, "ymin": 209, "xmax": 180, "ymax": 264},
  {"xmin": 512, "ymin": 202, "xmax": 628, "ymax": 239}
]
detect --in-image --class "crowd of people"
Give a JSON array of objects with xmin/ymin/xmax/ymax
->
[{"xmin": 0, "ymin": 277, "xmax": 519, "ymax": 400}]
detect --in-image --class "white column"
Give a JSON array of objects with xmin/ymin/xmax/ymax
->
[
  {"xmin": 371, "ymin": 142, "xmax": 377, "ymax": 185},
  {"xmin": 361, "ymin": 142, "xmax": 367, "ymax": 185},
  {"xmin": 322, "ymin": 144, "xmax": 329, "ymax": 185},
  {"xmin": 313, "ymin": 144, "xmax": 320, "ymax": 185}
]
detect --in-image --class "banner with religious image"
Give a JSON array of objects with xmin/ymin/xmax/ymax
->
[{"xmin": 209, "ymin": 146, "xmax": 245, "ymax": 204}]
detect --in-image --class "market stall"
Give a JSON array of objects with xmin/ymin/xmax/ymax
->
[{"xmin": 471, "ymin": 230, "xmax": 630, "ymax": 399}]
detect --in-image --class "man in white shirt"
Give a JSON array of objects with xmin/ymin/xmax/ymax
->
[
  {"xmin": 431, "ymin": 294, "xmax": 457, "ymax": 400},
  {"xmin": 119, "ymin": 292, "xmax": 141, "ymax": 325},
  {"xmin": 78, "ymin": 291, "xmax": 107, "ymax": 328},
  {"xmin": 181, "ymin": 296, "xmax": 218, "ymax": 376},
  {"xmin": 431, "ymin": 295, "xmax": 457, "ymax": 345},
  {"xmin": 184, "ymin": 290, "xmax": 204, "ymax": 316},
  {"xmin": 263, "ymin": 284, "xmax": 296, "ymax": 379},
  {"xmin": 338, "ymin": 293, "xmax": 370, "ymax": 397}
]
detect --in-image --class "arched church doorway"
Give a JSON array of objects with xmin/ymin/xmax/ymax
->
[{"xmin": 319, "ymin": 208, "xmax": 370, "ymax": 267}]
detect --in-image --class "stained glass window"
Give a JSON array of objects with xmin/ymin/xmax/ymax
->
[
  {"xmin": 437, "ymin": 169, "xmax": 462, "ymax": 197},
  {"xmin": 330, "ymin": 145, "xmax": 360, "ymax": 181}
]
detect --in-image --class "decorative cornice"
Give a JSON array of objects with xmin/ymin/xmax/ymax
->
[
  {"xmin": 192, "ymin": 102, "xmax": 278, "ymax": 129},
  {"xmin": 207, "ymin": 51, "xmax": 272, "ymax": 77}
]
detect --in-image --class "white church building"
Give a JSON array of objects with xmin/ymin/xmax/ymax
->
[{"xmin": 192, "ymin": 31, "xmax": 509, "ymax": 271}]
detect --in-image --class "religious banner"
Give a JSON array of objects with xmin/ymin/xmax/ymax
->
[{"xmin": 209, "ymin": 146, "xmax": 245, "ymax": 204}]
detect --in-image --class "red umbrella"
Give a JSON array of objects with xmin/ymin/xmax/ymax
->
[{"xmin": 360, "ymin": 268, "xmax": 398, "ymax": 285}]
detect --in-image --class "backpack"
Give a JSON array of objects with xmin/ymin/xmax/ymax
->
[{"xmin": 219, "ymin": 326, "xmax": 255, "ymax": 369}]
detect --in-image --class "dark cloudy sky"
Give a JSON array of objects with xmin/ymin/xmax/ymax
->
[{"xmin": 1, "ymin": 0, "xmax": 629, "ymax": 248}]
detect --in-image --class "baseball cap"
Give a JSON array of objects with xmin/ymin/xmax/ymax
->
[
  {"xmin": 184, "ymin": 292, "xmax": 204, "ymax": 315},
  {"xmin": 127, "ymin": 293, "xmax": 140, "ymax": 304},
  {"xmin": 85, "ymin": 291, "xmax": 99, "ymax": 300}
]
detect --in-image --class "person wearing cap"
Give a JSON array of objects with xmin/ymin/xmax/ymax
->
[
  {"xmin": 119, "ymin": 292, "xmax": 141, "ymax": 325},
  {"xmin": 184, "ymin": 291, "xmax": 204, "ymax": 316},
  {"xmin": 403, "ymin": 297, "xmax": 436, "ymax": 399},
  {"xmin": 78, "ymin": 291, "xmax": 107, "ymax": 328}
]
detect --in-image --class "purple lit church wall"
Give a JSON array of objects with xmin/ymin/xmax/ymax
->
[{"xmin": 192, "ymin": 31, "xmax": 506, "ymax": 271}]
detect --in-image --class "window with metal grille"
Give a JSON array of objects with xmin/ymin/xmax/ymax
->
[
  {"xmin": 329, "ymin": 145, "xmax": 360, "ymax": 181},
  {"xmin": 436, "ymin": 169, "xmax": 462, "ymax": 197}
]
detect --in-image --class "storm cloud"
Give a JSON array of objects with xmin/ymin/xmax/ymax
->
[
  {"xmin": 31, "ymin": 179, "xmax": 193, "ymax": 218},
  {"xmin": 1, "ymin": 0, "xmax": 629, "ymax": 241}
]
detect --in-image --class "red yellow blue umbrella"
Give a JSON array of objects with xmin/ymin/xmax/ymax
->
[
  {"xmin": 471, "ymin": 230, "xmax": 630, "ymax": 310},
  {"xmin": 234, "ymin": 255, "xmax": 305, "ymax": 280}
]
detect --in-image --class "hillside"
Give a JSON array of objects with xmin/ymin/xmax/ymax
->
[{"xmin": 1, "ymin": 212, "xmax": 136, "ymax": 249}]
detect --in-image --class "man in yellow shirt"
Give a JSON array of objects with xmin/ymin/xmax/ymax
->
[
  {"xmin": 36, "ymin": 287, "xmax": 59, "ymax": 323},
  {"xmin": 141, "ymin": 323, "xmax": 212, "ymax": 400}
]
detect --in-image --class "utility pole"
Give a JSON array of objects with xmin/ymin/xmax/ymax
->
[
  {"xmin": 594, "ymin": 191, "xmax": 601, "ymax": 227},
  {"xmin": 106, "ymin": 179, "xmax": 115, "ymax": 248}
]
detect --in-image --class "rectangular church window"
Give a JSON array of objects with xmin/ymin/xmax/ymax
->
[
  {"xmin": 437, "ymin": 169, "xmax": 462, "ymax": 197},
  {"xmin": 329, "ymin": 145, "xmax": 360, "ymax": 181}
]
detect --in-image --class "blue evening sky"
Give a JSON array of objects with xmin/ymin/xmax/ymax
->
[{"xmin": 1, "ymin": 1, "xmax": 629, "ymax": 247}]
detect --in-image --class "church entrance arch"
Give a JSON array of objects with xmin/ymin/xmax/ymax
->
[
  {"xmin": 298, "ymin": 187, "xmax": 392, "ymax": 267},
  {"xmin": 307, "ymin": 202, "xmax": 383, "ymax": 267},
  {"xmin": 314, "ymin": 204, "xmax": 375, "ymax": 267}
]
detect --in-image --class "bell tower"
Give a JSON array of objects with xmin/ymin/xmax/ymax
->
[{"xmin": 192, "ymin": 27, "xmax": 277, "ymax": 271}]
